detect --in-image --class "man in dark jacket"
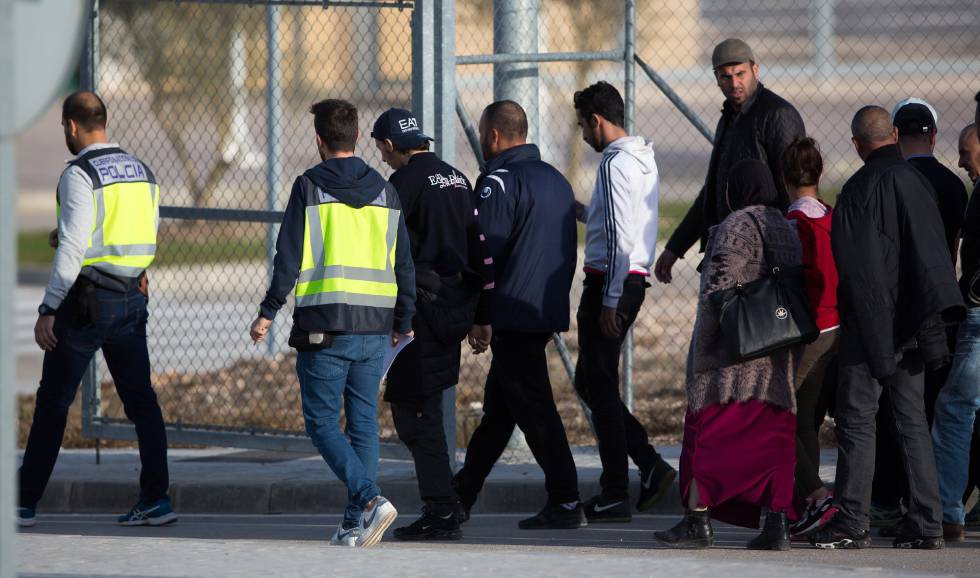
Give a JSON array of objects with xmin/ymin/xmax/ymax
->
[
  {"xmin": 653, "ymin": 38, "xmax": 805, "ymax": 283},
  {"xmin": 453, "ymin": 100, "xmax": 585, "ymax": 530},
  {"xmin": 250, "ymin": 99, "xmax": 415, "ymax": 548},
  {"xmin": 871, "ymin": 98, "xmax": 968, "ymax": 530},
  {"xmin": 810, "ymin": 106, "xmax": 964, "ymax": 551},
  {"xmin": 370, "ymin": 108, "xmax": 491, "ymax": 541}
]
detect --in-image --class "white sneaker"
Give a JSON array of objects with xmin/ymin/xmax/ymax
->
[
  {"xmin": 330, "ymin": 522, "xmax": 361, "ymax": 547},
  {"xmin": 358, "ymin": 496, "xmax": 398, "ymax": 548}
]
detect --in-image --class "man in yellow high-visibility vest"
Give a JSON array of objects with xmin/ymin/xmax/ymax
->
[
  {"xmin": 19, "ymin": 92, "xmax": 174, "ymax": 528},
  {"xmin": 250, "ymin": 98, "xmax": 415, "ymax": 549}
]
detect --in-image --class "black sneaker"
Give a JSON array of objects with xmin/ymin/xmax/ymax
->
[
  {"xmin": 393, "ymin": 508, "xmax": 462, "ymax": 541},
  {"xmin": 637, "ymin": 458, "xmax": 677, "ymax": 512},
  {"xmin": 518, "ymin": 502, "xmax": 587, "ymax": 530},
  {"xmin": 583, "ymin": 495, "xmax": 632, "ymax": 523},
  {"xmin": 891, "ymin": 518, "xmax": 944, "ymax": 550},
  {"xmin": 808, "ymin": 520, "xmax": 872, "ymax": 550}
]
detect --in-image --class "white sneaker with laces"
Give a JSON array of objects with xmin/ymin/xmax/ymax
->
[
  {"xmin": 358, "ymin": 496, "xmax": 398, "ymax": 548},
  {"xmin": 330, "ymin": 522, "xmax": 361, "ymax": 547}
]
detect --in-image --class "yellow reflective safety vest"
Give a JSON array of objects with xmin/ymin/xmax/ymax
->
[
  {"xmin": 62, "ymin": 147, "xmax": 159, "ymax": 278},
  {"xmin": 295, "ymin": 185, "xmax": 400, "ymax": 310}
]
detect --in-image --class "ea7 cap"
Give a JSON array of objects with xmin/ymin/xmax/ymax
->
[
  {"xmin": 712, "ymin": 38, "xmax": 755, "ymax": 69},
  {"xmin": 892, "ymin": 97, "xmax": 938, "ymax": 136},
  {"xmin": 371, "ymin": 108, "xmax": 433, "ymax": 149}
]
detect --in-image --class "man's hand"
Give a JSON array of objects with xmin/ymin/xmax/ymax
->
[
  {"xmin": 599, "ymin": 307, "xmax": 622, "ymax": 339},
  {"xmin": 391, "ymin": 330, "xmax": 415, "ymax": 347},
  {"xmin": 468, "ymin": 324, "xmax": 492, "ymax": 354},
  {"xmin": 34, "ymin": 315, "xmax": 57, "ymax": 351},
  {"xmin": 47, "ymin": 228, "xmax": 59, "ymax": 249},
  {"xmin": 574, "ymin": 200, "xmax": 587, "ymax": 224},
  {"xmin": 654, "ymin": 249, "xmax": 678, "ymax": 284},
  {"xmin": 249, "ymin": 316, "xmax": 272, "ymax": 343},
  {"xmin": 138, "ymin": 273, "xmax": 149, "ymax": 298}
]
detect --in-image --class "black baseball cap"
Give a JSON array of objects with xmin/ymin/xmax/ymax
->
[
  {"xmin": 892, "ymin": 98, "xmax": 938, "ymax": 136},
  {"xmin": 371, "ymin": 108, "xmax": 433, "ymax": 149}
]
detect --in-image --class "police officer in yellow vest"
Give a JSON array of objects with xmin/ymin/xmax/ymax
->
[
  {"xmin": 249, "ymin": 99, "xmax": 415, "ymax": 548},
  {"xmin": 19, "ymin": 92, "xmax": 175, "ymax": 528}
]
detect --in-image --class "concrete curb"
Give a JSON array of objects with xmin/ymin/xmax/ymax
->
[{"xmin": 36, "ymin": 477, "xmax": 685, "ymax": 516}]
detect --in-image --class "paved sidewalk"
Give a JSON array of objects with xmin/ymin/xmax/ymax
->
[{"xmin": 26, "ymin": 446, "xmax": 840, "ymax": 517}]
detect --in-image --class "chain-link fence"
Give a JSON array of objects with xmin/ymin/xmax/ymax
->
[{"xmin": 82, "ymin": 0, "xmax": 980, "ymax": 453}]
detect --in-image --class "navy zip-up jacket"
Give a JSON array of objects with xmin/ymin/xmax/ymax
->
[
  {"xmin": 259, "ymin": 156, "xmax": 416, "ymax": 335},
  {"xmin": 473, "ymin": 144, "xmax": 577, "ymax": 333}
]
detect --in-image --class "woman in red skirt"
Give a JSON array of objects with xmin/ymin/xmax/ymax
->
[{"xmin": 655, "ymin": 159, "xmax": 803, "ymax": 550}]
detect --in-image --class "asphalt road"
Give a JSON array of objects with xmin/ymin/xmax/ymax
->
[{"xmin": 16, "ymin": 513, "xmax": 980, "ymax": 577}]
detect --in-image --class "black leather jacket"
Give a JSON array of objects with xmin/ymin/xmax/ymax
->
[{"xmin": 666, "ymin": 84, "xmax": 806, "ymax": 257}]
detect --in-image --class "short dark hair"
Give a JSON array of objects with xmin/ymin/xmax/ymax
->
[
  {"xmin": 781, "ymin": 137, "xmax": 823, "ymax": 188},
  {"xmin": 482, "ymin": 100, "xmax": 528, "ymax": 140},
  {"xmin": 851, "ymin": 105, "xmax": 893, "ymax": 145},
  {"xmin": 394, "ymin": 140, "xmax": 430, "ymax": 156},
  {"xmin": 309, "ymin": 99, "xmax": 358, "ymax": 152},
  {"xmin": 62, "ymin": 91, "xmax": 107, "ymax": 131},
  {"xmin": 573, "ymin": 81, "xmax": 625, "ymax": 128}
]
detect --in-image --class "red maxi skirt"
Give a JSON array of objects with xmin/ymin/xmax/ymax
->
[{"xmin": 679, "ymin": 399, "xmax": 796, "ymax": 528}]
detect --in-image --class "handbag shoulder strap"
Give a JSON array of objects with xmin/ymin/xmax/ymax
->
[{"xmin": 744, "ymin": 209, "xmax": 779, "ymax": 273}]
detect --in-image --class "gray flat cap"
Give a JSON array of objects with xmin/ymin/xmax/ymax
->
[{"xmin": 712, "ymin": 38, "xmax": 755, "ymax": 69}]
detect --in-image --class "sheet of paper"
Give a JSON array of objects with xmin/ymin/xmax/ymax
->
[{"xmin": 382, "ymin": 335, "xmax": 414, "ymax": 380}]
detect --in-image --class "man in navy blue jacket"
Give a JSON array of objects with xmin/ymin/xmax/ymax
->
[{"xmin": 453, "ymin": 100, "xmax": 585, "ymax": 530}]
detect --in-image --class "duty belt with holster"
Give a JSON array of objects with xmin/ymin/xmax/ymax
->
[{"xmin": 71, "ymin": 267, "xmax": 144, "ymax": 327}]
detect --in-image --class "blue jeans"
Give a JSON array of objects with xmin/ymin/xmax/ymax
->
[
  {"xmin": 20, "ymin": 285, "xmax": 169, "ymax": 508},
  {"xmin": 932, "ymin": 308, "xmax": 980, "ymax": 524},
  {"xmin": 296, "ymin": 334, "xmax": 386, "ymax": 525}
]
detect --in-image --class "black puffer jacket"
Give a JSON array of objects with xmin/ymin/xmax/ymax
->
[
  {"xmin": 666, "ymin": 84, "xmax": 806, "ymax": 257},
  {"xmin": 831, "ymin": 145, "xmax": 965, "ymax": 379}
]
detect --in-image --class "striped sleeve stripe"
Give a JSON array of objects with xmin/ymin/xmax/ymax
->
[{"xmin": 601, "ymin": 152, "xmax": 620, "ymax": 299}]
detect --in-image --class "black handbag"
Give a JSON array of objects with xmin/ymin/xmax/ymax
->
[{"xmin": 707, "ymin": 211, "xmax": 819, "ymax": 360}]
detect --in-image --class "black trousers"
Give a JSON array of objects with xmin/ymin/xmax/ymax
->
[
  {"xmin": 872, "ymin": 334, "xmax": 953, "ymax": 509},
  {"xmin": 573, "ymin": 274, "xmax": 659, "ymax": 500},
  {"xmin": 455, "ymin": 332, "xmax": 580, "ymax": 506},
  {"xmin": 20, "ymin": 286, "xmax": 169, "ymax": 509},
  {"xmin": 390, "ymin": 392, "xmax": 456, "ymax": 514},
  {"xmin": 834, "ymin": 333, "xmax": 943, "ymax": 535}
]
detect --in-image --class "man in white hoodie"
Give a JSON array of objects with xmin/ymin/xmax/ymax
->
[{"xmin": 572, "ymin": 82, "xmax": 677, "ymax": 523}]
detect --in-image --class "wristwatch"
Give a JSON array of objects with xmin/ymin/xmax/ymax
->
[{"xmin": 37, "ymin": 304, "xmax": 56, "ymax": 316}]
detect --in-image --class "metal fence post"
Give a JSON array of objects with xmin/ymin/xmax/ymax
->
[
  {"xmin": 622, "ymin": 0, "xmax": 636, "ymax": 412},
  {"xmin": 811, "ymin": 0, "xmax": 835, "ymax": 79},
  {"xmin": 413, "ymin": 0, "xmax": 458, "ymax": 455},
  {"xmin": 493, "ymin": 0, "xmax": 540, "ymax": 144},
  {"xmin": 265, "ymin": 4, "xmax": 283, "ymax": 355},
  {"xmin": 79, "ymin": 0, "xmax": 102, "ymax": 441}
]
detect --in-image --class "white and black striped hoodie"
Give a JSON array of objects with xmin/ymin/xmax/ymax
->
[{"xmin": 583, "ymin": 136, "xmax": 660, "ymax": 308}]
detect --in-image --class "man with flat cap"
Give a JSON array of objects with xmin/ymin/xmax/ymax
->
[
  {"xmin": 654, "ymin": 38, "xmax": 806, "ymax": 283},
  {"xmin": 372, "ymin": 109, "xmax": 492, "ymax": 541}
]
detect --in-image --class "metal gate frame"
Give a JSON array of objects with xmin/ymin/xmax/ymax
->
[{"xmin": 79, "ymin": 0, "xmax": 714, "ymax": 453}]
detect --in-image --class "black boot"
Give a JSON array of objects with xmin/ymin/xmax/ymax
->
[
  {"xmin": 654, "ymin": 509, "xmax": 713, "ymax": 548},
  {"xmin": 747, "ymin": 511, "xmax": 791, "ymax": 551}
]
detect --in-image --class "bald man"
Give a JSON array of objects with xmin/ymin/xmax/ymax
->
[
  {"xmin": 453, "ymin": 100, "xmax": 585, "ymax": 530},
  {"xmin": 932, "ymin": 119, "xmax": 980, "ymax": 542},
  {"xmin": 808, "ymin": 106, "xmax": 964, "ymax": 550},
  {"xmin": 18, "ymin": 92, "xmax": 174, "ymax": 528},
  {"xmin": 958, "ymin": 124, "xmax": 979, "ymax": 184}
]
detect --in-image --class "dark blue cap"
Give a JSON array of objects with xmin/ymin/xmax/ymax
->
[{"xmin": 371, "ymin": 108, "xmax": 433, "ymax": 149}]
